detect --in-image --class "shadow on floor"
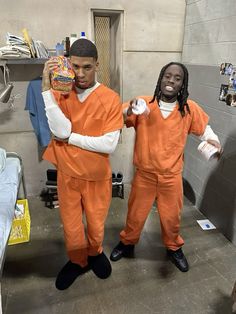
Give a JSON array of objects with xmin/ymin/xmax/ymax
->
[{"xmin": 211, "ymin": 289, "xmax": 234, "ymax": 314}]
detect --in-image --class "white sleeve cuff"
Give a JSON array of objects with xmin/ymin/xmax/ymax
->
[{"xmin": 199, "ymin": 125, "xmax": 220, "ymax": 143}]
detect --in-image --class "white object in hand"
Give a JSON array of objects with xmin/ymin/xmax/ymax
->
[
  {"xmin": 197, "ymin": 141, "xmax": 219, "ymax": 161},
  {"xmin": 131, "ymin": 98, "xmax": 150, "ymax": 115}
]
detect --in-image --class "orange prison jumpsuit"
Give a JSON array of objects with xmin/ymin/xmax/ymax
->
[
  {"xmin": 43, "ymin": 85, "xmax": 123, "ymax": 267},
  {"xmin": 120, "ymin": 97, "xmax": 209, "ymax": 250}
]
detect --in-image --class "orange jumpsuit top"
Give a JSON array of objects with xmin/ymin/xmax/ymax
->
[
  {"xmin": 43, "ymin": 84, "xmax": 123, "ymax": 181},
  {"xmin": 124, "ymin": 97, "xmax": 209, "ymax": 175}
]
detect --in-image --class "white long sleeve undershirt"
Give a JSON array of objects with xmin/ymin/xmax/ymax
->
[{"xmin": 42, "ymin": 89, "xmax": 120, "ymax": 154}]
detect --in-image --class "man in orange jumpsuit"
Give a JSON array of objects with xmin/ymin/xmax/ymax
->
[
  {"xmin": 42, "ymin": 39, "xmax": 123, "ymax": 289},
  {"xmin": 110, "ymin": 62, "xmax": 222, "ymax": 272}
]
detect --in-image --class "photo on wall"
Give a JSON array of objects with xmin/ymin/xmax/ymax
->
[
  {"xmin": 218, "ymin": 84, "xmax": 236, "ymax": 107},
  {"xmin": 219, "ymin": 62, "xmax": 236, "ymax": 107},
  {"xmin": 229, "ymin": 71, "xmax": 236, "ymax": 89},
  {"xmin": 220, "ymin": 63, "xmax": 234, "ymax": 75},
  {"xmin": 225, "ymin": 93, "xmax": 236, "ymax": 107},
  {"xmin": 219, "ymin": 84, "xmax": 229, "ymax": 101}
]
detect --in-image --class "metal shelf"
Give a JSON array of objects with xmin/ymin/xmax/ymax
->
[{"xmin": 4, "ymin": 58, "xmax": 48, "ymax": 65}]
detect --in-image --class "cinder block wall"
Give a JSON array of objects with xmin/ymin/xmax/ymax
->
[
  {"xmin": 183, "ymin": 64, "xmax": 236, "ymax": 244},
  {"xmin": 182, "ymin": 0, "xmax": 236, "ymax": 244}
]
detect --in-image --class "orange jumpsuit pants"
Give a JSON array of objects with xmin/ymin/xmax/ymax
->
[
  {"xmin": 57, "ymin": 170, "xmax": 112, "ymax": 267},
  {"xmin": 120, "ymin": 169, "xmax": 184, "ymax": 251}
]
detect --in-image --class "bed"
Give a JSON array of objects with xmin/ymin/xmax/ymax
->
[{"xmin": 0, "ymin": 152, "xmax": 26, "ymax": 313}]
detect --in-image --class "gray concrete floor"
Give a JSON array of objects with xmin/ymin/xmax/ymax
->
[{"xmin": 2, "ymin": 186, "xmax": 236, "ymax": 314}]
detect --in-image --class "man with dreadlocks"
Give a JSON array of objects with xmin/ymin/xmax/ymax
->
[
  {"xmin": 41, "ymin": 38, "xmax": 123, "ymax": 289},
  {"xmin": 110, "ymin": 62, "xmax": 222, "ymax": 272}
]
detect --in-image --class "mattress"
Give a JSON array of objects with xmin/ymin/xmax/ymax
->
[{"xmin": 0, "ymin": 157, "xmax": 21, "ymax": 271}]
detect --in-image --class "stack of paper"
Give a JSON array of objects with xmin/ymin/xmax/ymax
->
[
  {"xmin": 0, "ymin": 32, "xmax": 31, "ymax": 59},
  {"xmin": 0, "ymin": 45, "xmax": 31, "ymax": 59},
  {"xmin": 22, "ymin": 29, "xmax": 49, "ymax": 59},
  {"xmin": 196, "ymin": 219, "xmax": 216, "ymax": 230},
  {"xmin": 33, "ymin": 40, "xmax": 49, "ymax": 58},
  {"xmin": 6, "ymin": 33, "xmax": 25, "ymax": 46},
  {"xmin": 0, "ymin": 31, "xmax": 49, "ymax": 59}
]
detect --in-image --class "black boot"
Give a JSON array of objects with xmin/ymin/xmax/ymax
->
[
  {"xmin": 167, "ymin": 248, "xmax": 189, "ymax": 272},
  {"xmin": 88, "ymin": 252, "xmax": 112, "ymax": 279},
  {"xmin": 110, "ymin": 241, "xmax": 135, "ymax": 262},
  {"xmin": 55, "ymin": 261, "xmax": 90, "ymax": 290}
]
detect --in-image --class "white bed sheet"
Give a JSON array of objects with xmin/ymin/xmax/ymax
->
[{"xmin": 0, "ymin": 157, "xmax": 21, "ymax": 269}]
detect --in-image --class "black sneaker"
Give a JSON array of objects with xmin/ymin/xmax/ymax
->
[
  {"xmin": 55, "ymin": 261, "xmax": 90, "ymax": 290},
  {"xmin": 167, "ymin": 248, "xmax": 189, "ymax": 272},
  {"xmin": 112, "ymin": 172, "xmax": 117, "ymax": 185},
  {"xmin": 116, "ymin": 172, "xmax": 123, "ymax": 184},
  {"xmin": 110, "ymin": 241, "xmax": 135, "ymax": 262},
  {"xmin": 88, "ymin": 252, "xmax": 112, "ymax": 279}
]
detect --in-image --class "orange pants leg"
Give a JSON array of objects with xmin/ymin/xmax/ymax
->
[
  {"xmin": 120, "ymin": 169, "xmax": 157, "ymax": 245},
  {"xmin": 81, "ymin": 178, "xmax": 112, "ymax": 257},
  {"xmin": 156, "ymin": 173, "xmax": 184, "ymax": 250},
  {"xmin": 57, "ymin": 171, "xmax": 88, "ymax": 267},
  {"xmin": 57, "ymin": 172, "xmax": 112, "ymax": 266}
]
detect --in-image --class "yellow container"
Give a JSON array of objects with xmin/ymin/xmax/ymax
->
[{"xmin": 8, "ymin": 199, "xmax": 31, "ymax": 245}]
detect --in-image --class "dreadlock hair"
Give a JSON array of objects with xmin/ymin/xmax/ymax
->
[
  {"xmin": 69, "ymin": 38, "xmax": 98, "ymax": 60},
  {"xmin": 149, "ymin": 62, "xmax": 190, "ymax": 117}
]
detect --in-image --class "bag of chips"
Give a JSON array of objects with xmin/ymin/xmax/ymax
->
[{"xmin": 51, "ymin": 56, "xmax": 75, "ymax": 92}]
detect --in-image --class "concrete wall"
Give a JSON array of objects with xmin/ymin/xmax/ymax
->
[
  {"xmin": 0, "ymin": 0, "xmax": 186, "ymax": 196},
  {"xmin": 182, "ymin": 0, "xmax": 236, "ymax": 244},
  {"xmin": 183, "ymin": 0, "xmax": 236, "ymax": 65}
]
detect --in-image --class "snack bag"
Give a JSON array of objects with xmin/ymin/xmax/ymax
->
[{"xmin": 51, "ymin": 56, "xmax": 75, "ymax": 92}]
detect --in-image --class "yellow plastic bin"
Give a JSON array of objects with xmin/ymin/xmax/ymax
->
[{"xmin": 8, "ymin": 199, "xmax": 31, "ymax": 245}]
